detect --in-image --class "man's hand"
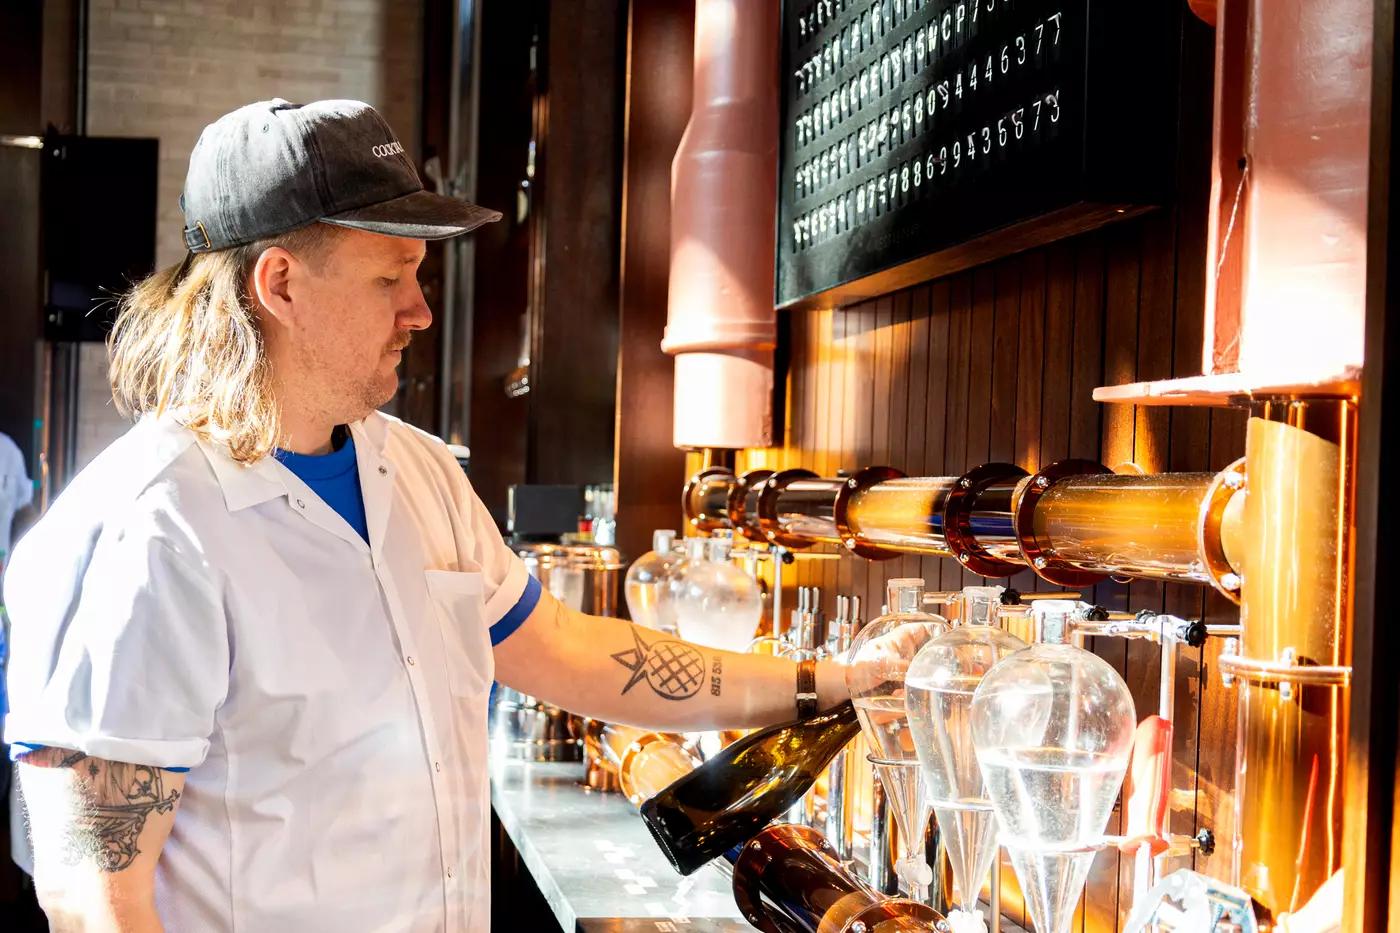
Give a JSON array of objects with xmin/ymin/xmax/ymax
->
[{"xmin": 18, "ymin": 747, "xmax": 184, "ymax": 932}]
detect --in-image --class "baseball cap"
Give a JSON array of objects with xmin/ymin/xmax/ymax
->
[{"xmin": 179, "ymin": 98, "xmax": 501, "ymax": 253}]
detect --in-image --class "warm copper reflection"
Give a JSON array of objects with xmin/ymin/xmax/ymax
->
[
  {"xmin": 847, "ymin": 477, "xmax": 958, "ymax": 554},
  {"xmin": 1029, "ymin": 472, "xmax": 1219, "ymax": 583},
  {"xmin": 683, "ymin": 463, "xmax": 1248, "ymax": 588},
  {"xmin": 619, "ymin": 733, "xmax": 701, "ymax": 807},
  {"xmin": 1233, "ymin": 398, "xmax": 1354, "ymax": 920}
]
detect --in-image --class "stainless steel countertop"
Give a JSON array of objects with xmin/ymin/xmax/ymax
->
[{"xmin": 489, "ymin": 758, "xmax": 750, "ymax": 932}]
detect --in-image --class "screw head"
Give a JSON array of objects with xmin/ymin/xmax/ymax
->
[
  {"xmin": 1033, "ymin": 557, "xmax": 1048, "ymax": 569},
  {"xmin": 1035, "ymin": 475, "xmax": 1050, "ymax": 489},
  {"xmin": 959, "ymin": 477, "xmax": 972, "ymax": 489},
  {"xmin": 958, "ymin": 553, "xmax": 970, "ymax": 564},
  {"xmin": 1219, "ymin": 572, "xmax": 1242, "ymax": 592},
  {"xmin": 1223, "ymin": 471, "xmax": 1244, "ymax": 490}
]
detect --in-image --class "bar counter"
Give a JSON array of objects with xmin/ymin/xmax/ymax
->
[{"xmin": 490, "ymin": 758, "xmax": 749, "ymax": 932}]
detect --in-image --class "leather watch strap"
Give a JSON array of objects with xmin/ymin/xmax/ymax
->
[{"xmin": 796, "ymin": 659, "xmax": 818, "ymax": 719}]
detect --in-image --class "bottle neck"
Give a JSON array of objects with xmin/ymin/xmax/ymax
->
[
  {"xmin": 1031, "ymin": 599, "xmax": 1079, "ymax": 644},
  {"xmin": 653, "ymin": 529, "xmax": 677, "ymax": 555},
  {"xmin": 887, "ymin": 582, "xmax": 923, "ymax": 614}
]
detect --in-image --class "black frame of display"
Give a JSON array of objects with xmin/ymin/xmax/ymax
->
[{"xmin": 776, "ymin": 0, "xmax": 1185, "ymax": 308}]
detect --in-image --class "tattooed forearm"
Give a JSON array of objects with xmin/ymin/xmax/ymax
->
[
  {"xmin": 21, "ymin": 747, "xmax": 181, "ymax": 872},
  {"xmin": 611, "ymin": 627, "xmax": 707, "ymax": 700}
]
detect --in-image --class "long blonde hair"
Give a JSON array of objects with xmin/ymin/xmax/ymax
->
[{"xmin": 108, "ymin": 223, "xmax": 337, "ymax": 464}]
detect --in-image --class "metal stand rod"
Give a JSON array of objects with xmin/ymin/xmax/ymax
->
[
  {"xmin": 990, "ymin": 852, "xmax": 1001, "ymax": 933},
  {"xmin": 772, "ymin": 545, "xmax": 786, "ymax": 641}
]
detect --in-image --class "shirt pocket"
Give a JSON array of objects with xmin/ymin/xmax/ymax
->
[{"xmin": 424, "ymin": 570, "xmax": 494, "ymax": 697}]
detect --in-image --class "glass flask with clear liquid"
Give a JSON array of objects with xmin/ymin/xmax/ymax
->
[
  {"xmin": 670, "ymin": 534, "xmax": 763, "ymax": 653},
  {"xmin": 624, "ymin": 529, "xmax": 683, "ymax": 632},
  {"xmin": 845, "ymin": 578, "xmax": 950, "ymax": 900},
  {"xmin": 906, "ymin": 623, "xmax": 1027, "ymax": 932},
  {"xmin": 970, "ymin": 600, "xmax": 1136, "ymax": 933}
]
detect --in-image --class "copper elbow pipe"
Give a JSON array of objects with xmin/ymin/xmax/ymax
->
[{"xmin": 682, "ymin": 460, "xmax": 1247, "ymax": 595}]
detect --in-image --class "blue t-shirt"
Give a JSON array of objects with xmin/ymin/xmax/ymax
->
[{"xmin": 275, "ymin": 432, "xmax": 369, "ymax": 543}]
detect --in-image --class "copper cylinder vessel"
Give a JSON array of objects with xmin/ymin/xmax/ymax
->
[{"xmin": 1228, "ymin": 397, "xmax": 1355, "ymax": 921}]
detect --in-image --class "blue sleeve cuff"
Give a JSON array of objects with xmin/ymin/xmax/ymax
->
[
  {"xmin": 8, "ymin": 742, "xmax": 190, "ymax": 772},
  {"xmin": 488, "ymin": 574, "xmax": 541, "ymax": 646}
]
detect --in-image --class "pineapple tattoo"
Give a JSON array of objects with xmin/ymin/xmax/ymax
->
[{"xmin": 611, "ymin": 627, "xmax": 706, "ymax": 700}]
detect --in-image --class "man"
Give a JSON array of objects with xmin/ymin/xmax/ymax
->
[{"xmin": 3, "ymin": 99, "xmax": 847, "ymax": 932}]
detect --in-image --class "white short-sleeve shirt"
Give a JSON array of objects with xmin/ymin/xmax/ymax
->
[{"xmin": 4, "ymin": 411, "xmax": 536, "ymax": 931}]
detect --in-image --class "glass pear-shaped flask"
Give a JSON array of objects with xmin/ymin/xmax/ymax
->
[
  {"xmin": 970, "ymin": 600, "xmax": 1136, "ymax": 933},
  {"xmin": 845, "ymin": 578, "xmax": 950, "ymax": 898},
  {"xmin": 625, "ymin": 529, "xmax": 683, "ymax": 632},
  {"xmin": 906, "ymin": 623, "xmax": 1027, "ymax": 930},
  {"xmin": 671, "ymin": 534, "xmax": 763, "ymax": 653}
]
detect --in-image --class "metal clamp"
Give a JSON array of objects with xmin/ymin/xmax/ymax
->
[
  {"xmin": 1197, "ymin": 457, "xmax": 1246, "ymax": 604},
  {"xmin": 1012, "ymin": 458, "xmax": 1111, "ymax": 587},
  {"xmin": 682, "ymin": 467, "xmax": 736, "ymax": 533},
  {"xmin": 943, "ymin": 462, "xmax": 1028, "ymax": 578},
  {"xmin": 756, "ymin": 469, "xmax": 820, "ymax": 549},
  {"xmin": 727, "ymin": 469, "xmax": 773, "ymax": 541},
  {"xmin": 832, "ymin": 466, "xmax": 905, "ymax": 561}
]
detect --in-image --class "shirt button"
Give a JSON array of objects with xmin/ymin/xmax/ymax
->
[
  {"xmin": 406, "ymin": 656, "xmax": 416, "ymax": 666},
  {"xmin": 295, "ymin": 498, "xmax": 306, "ymax": 509},
  {"xmin": 446, "ymin": 868, "xmax": 453, "ymax": 880},
  {"xmin": 434, "ymin": 761, "xmax": 442, "ymax": 773},
  {"xmin": 378, "ymin": 465, "xmax": 388, "ymax": 475}
]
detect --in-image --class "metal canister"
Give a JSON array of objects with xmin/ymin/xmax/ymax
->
[{"xmin": 489, "ymin": 544, "xmax": 626, "ymax": 762}]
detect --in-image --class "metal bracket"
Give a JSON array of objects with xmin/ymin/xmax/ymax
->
[{"xmin": 1217, "ymin": 646, "xmax": 1352, "ymax": 699}]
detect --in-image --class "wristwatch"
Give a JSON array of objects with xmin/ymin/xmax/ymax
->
[{"xmin": 796, "ymin": 659, "xmax": 818, "ymax": 719}]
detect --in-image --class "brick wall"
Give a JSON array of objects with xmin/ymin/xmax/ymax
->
[
  {"xmin": 88, "ymin": 0, "xmax": 423, "ymax": 268},
  {"xmin": 72, "ymin": 0, "xmax": 423, "ymax": 471}
]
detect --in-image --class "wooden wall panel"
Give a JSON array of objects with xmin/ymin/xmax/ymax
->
[
  {"xmin": 613, "ymin": 0, "xmax": 694, "ymax": 563},
  {"xmin": 739, "ymin": 208, "xmax": 1244, "ymax": 929}
]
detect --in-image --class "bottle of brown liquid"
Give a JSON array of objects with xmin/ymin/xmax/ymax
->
[{"xmin": 639, "ymin": 701, "xmax": 860, "ymax": 875}]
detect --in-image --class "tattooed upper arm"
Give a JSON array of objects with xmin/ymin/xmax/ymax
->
[{"xmin": 18, "ymin": 747, "xmax": 185, "ymax": 912}]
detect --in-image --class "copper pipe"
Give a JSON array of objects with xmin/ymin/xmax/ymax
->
[
  {"xmin": 1027, "ymin": 472, "xmax": 1221, "ymax": 584},
  {"xmin": 844, "ymin": 476, "xmax": 958, "ymax": 555},
  {"xmin": 1231, "ymin": 397, "xmax": 1355, "ymax": 921},
  {"xmin": 682, "ymin": 462, "xmax": 1248, "ymax": 590}
]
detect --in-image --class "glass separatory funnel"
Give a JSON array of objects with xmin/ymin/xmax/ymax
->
[
  {"xmin": 671, "ymin": 533, "xmax": 763, "ymax": 653},
  {"xmin": 625, "ymin": 529, "xmax": 683, "ymax": 632},
  {"xmin": 906, "ymin": 622, "xmax": 1028, "ymax": 933},
  {"xmin": 845, "ymin": 578, "xmax": 950, "ymax": 901},
  {"xmin": 970, "ymin": 600, "xmax": 1136, "ymax": 933}
]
